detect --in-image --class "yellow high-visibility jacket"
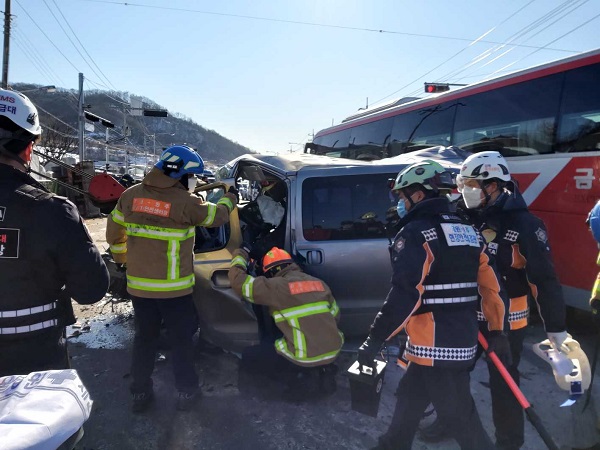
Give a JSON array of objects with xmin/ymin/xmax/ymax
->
[{"xmin": 106, "ymin": 168, "xmax": 236, "ymax": 298}]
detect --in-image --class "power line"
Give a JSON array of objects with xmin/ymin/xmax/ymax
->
[
  {"xmin": 14, "ymin": 0, "xmax": 81, "ymax": 73},
  {"xmin": 12, "ymin": 26, "xmax": 66, "ymax": 87},
  {"xmin": 368, "ymin": 0, "xmax": 537, "ymax": 107},
  {"xmin": 78, "ymin": 0, "xmax": 579, "ymax": 53},
  {"xmin": 42, "ymin": 0, "xmax": 108, "ymax": 85},
  {"xmin": 49, "ymin": 0, "xmax": 118, "ymax": 91}
]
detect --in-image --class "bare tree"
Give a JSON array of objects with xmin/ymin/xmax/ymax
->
[{"xmin": 38, "ymin": 119, "xmax": 78, "ymax": 164}]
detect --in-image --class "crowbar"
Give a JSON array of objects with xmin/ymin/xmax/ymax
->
[{"xmin": 478, "ymin": 332, "xmax": 559, "ymax": 450}]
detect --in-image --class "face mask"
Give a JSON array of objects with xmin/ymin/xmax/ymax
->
[
  {"xmin": 462, "ymin": 186, "xmax": 483, "ymax": 209},
  {"xmin": 187, "ymin": 175, "xmax": 198, "ymax": 193},
  {"xmin": 396, "ymin": 199, "xmax": 407, "ymax": 218}
]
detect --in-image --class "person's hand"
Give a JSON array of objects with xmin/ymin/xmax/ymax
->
[
  {"xmin": 357, "ymin": 336, "xmax": 383, "ymax": 370},
  {"xmin": 487, "ymin": 331, "xmax": 512, "ymax": 367},
  {"xmin": 228, "ymin": 185, "xmax": 239, "ymax": 197},
  {"xmin": 591, "ymin": 298, "xmax": 600, "ymax": 327},
  {"xmin": 547, "ymin": 331, "xmax": 569, "ymax": 353}
]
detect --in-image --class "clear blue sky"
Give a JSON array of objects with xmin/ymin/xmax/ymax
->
[{"xmin": 9, "ymin": 0, "xmax": 600, "ymax": 155}]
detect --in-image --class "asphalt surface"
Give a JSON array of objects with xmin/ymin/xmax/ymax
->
[{"xmin": 69, "ymin": 217, "xmax": 600, "ymax": 450}]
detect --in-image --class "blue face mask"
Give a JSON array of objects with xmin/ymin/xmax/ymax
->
[{"xmin": 396, "ymin": 199, "xmax": 407, "ymax": 218}]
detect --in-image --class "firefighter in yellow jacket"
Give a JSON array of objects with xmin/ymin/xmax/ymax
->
[
  {"xmin": 588, "ymin": 200, "xmax": 600, "ymax": 323},
  {"xmin": 106, "ymin": 145, "xmax": 237, "ymax": 412},
  {"xmin": 228, "ymin": 246, "xmax": 343, "ymax": 396}
]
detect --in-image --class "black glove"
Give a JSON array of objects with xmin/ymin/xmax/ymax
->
[
  {"xmin": 591, "ymin": 299, "xmax": 600, "ymax": 327},
  {"xmin": 116, "ymin": 263, "xmax": 127, "ymax": 273},
  {"xmin": 240, "ymin": 241, "xmax": 252, "ymax": 254},
  {"xmin": 487, "ymin": 331, "xmax": 513, "ymax": 367},
  {"xmin": 357, "ymin": 336, "xmax": 384, "ymax": 370},
  {"xmin": 228, "ymin": 185, "xmax": 239, "ymax": 197}
]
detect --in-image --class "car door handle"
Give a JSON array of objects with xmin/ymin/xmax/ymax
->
[
  {"xmin": 211, "ymin": 269, "xmax": 231, "ymax": 288},
  {"xmin": 306, "ymin": 250, "xmax": 323, "ymax": 265}
]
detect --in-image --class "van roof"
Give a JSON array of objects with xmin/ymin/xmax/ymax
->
[{"xmin": 232, "ymin": 149, "xmax": 460, "ymax": 176}]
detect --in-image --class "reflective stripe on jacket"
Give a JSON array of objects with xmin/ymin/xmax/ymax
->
[
  {"xmin": 592, "ymin": 252, "xmax": 600, "ymax": 301},
  {"xmin": 106, "ymin": 168, "xmax": 236, "ymax": 298},
  {"xmin": 228, "ymin": 249, "xmax": 343, "ymax": 367},
  {"xmin": 368, "ymin": 197, "xmax": 507, "ymax": 369}
]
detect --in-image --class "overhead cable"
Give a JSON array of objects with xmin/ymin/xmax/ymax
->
[{"xmin": 78, "ymin": 0, "xmax": 578, "ymax": 53}]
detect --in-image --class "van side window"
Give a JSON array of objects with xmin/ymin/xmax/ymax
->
[{"xmin": 302, "ymin": 173, "xmax": 396, "ymax": 241}]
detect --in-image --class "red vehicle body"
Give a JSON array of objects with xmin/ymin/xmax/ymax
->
[{"xmin": 308, "ymin": 49, "xmax": 600, "ymax": 309}]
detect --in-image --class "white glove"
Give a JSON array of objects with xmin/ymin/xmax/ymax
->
[{"xmin": 547, "ymin": 331, "xmax": 569, "ymax": 353}]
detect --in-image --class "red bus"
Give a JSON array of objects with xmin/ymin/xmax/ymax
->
[{"xmin": 306, "ymin": 48, "xmax": 600, "ymax": 310}]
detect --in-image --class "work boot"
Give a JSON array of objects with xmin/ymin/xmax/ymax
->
[
  {"xmin": 318, "ymin": 364, "xmax": 338, "ymax": 396},
  {"xmin": 419, "ymin": 417, "xmax": 451, "ymax": 443},
  {"xmin": 131, "ymin": 391, "xmax": 154, "ymax": 413},
  {"xmin": 176, "ymin": 390, "xmax": 199, "ymax": 411}
]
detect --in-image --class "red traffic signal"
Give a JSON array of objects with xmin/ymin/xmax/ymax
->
[{"xmin": 424, "ymin": 83, "xmax": 450, "ymax": 94}]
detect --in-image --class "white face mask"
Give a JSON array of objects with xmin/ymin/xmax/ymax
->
[
  {"xmin": 462, "ymin": 186, "xmax": 483, "ymax": 209},
  {"xmin": 187, "ymin": 175, "xmax": 198, "ymax": 193}
]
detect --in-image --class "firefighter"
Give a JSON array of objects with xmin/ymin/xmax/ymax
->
[
  {"xmin": 357, "ymin": 160, "xmax": 510, "ymax": 450},
  {"xmin": 228, "ymin": 245, "xmax": 343, "ymax": 398},
  {"xmin": 421, "ymin": 151, "xmax": 568, "ymax": 450},
  {"xmin": 0, "ymin": 89, "xmax": 109, "ymax": 376},
  {"xmin": 588, "ymin": 200, "xmax": 600, "ymax": 324},
  {"xmin": 106, "ymin": 145, "xmax": 238, "ymax": 412}
]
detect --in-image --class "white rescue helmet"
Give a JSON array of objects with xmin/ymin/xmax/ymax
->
[
  {"xmin": 0, "ymin": 89, "xmax": 42, "ymax": 136},
  {"xmin": 532, "ymin": 335, "xmax": 591, "ymax": 396},
  {"xmin": 457, "ymin": 151, "xmax": 511, "ymax": 190}
]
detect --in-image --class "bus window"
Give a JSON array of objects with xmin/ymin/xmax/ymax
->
[
  {"xmin": 348, "ymin": 117, "xmax": 393, "ymax": 160},
  {"xmin": 389, "ymin": 102, "xmax": 456, "ymax": 156},
  {"xmin": 453, "ymin": 73, "xmax": 562, "ymax": 157},
  {"xmin": 311, "ymin": 129, "xmax": 351, "ymax": 157},
  {"xmin": 557, "ymin": 64, "xmax": 600, "ymax": 153}
]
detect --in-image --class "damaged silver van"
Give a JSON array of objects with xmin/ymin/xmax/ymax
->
[{"xmin": 192, "ymin": 151, "xmax": 460, "ymax": 352}]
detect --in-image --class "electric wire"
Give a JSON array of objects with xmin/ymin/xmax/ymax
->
[
  {"xmin": 11, "ymin": 37, "xmax": 58, "ymax": 87},
  {"xmin": 12, "ymin": 27, "xmax": 66, "ymax": 87},
  {"xmin": 77, "ymin": 0, "xmax": 579, "ymax": 53},
  {"xmin": 368, "ymin": 0, "xmax": 537, "ymax": 107},
  {"xmin": 14, "ymin": 0, "xmax": 81, "ymax": 73},
  {"xmin": 49, "ymin": 0, "xmax": 118, "ymax": 91},
  {"xmin": 42, "ymin": 0, "xmax": 108, "ymax": 87}
]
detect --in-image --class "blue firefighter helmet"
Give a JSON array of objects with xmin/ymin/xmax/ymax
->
[
  {"xmin": 587, "ymin": 200, "xmax": 600, "ymax": 244},
  {"xmin": 155, "ymin": 145, "xmax": 204, "ymax": 179}
]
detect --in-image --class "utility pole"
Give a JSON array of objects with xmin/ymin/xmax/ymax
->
[
  {"xmin": 78, "ymin": 72, "xmax": 85, "ymax": 162},
  {"xmin": 2, "ymin": 0, "xmax": 10, "ymax": 89}
]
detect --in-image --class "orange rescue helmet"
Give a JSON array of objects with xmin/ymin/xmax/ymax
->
[{"xmin": 262, "ymin": 247, "xmax": 293, "ymax": 276}]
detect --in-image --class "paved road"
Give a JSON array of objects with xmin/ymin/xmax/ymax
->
[{"xmin": 67, "ymin": 306, "xmax": 600, "ymax": 450}]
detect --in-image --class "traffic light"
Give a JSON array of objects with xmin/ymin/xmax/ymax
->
[
  {"xmin": 424, "ymin": 83, "xmax": 450, "ymax": 94},
  {"xmin": 143, "ymin": 109, "xmax": 168, "ymax": 117},
  {"xmin": 84, "ymin": 110, "xmax": 115, "ymax": 128}
]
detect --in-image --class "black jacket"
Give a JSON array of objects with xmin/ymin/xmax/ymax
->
[
  {"xmin": 0, "ymin": 163, "xmax": 109, "ymax": 373},
  {"xmin": 467, "ymin": 184, "xmax": 566, "ymax": 332},
  {"xmin": 369, "ymin": 197, "xmax": 506, "ymax": 368}
]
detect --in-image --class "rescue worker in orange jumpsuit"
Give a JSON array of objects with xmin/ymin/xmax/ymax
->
[
  {"xmin": 421, "ymin": 151, "xmax": 568, "ymax": 450},
  {"xmin": 106, "ymin": 145, "xmax": 237, "ymax": 412},
  {"xmin": 357, "ymin": 160, "xmax": 511, "ymax": 450},
  {"xmin": 0, "ymin": 89, "xmax": 109, "ymax": 376},
  {"xmin": 228, "ymin": 246, "xmax": 343, "ymax": 397}
]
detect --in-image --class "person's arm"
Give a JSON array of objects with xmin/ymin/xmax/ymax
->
[
  {"xmin": 106, "ymin": 198, "xmax": 127, "ymax": 264},
  {"xmin": 589, "ymin": 252, "xmax": 600, "ymax": 323},
  {"xmin": 54, "ymin": 200, "xmax": 109, "ymax": 304},
  {"xmin": 519, "ymin": 218, "xmax": 566, "ymax": 333},
  {"xmin": 369, "ymin": 228, "xmax": 432, "ymax": 342},
  {"xmin": 187, "ymin": 191, "xmax": 237, "ymax": 228},
  {"xmin": 477, "ymin": 248, "xmax": 507, "ymax": 332},
  {"xmin": 227, "ymin": 248, "xmax": 279, "ymax": 307}
]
